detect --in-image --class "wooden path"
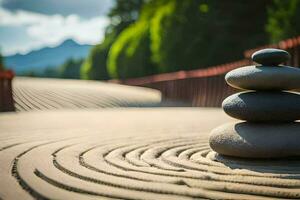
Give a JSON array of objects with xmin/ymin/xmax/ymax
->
[{"xmin": 1, "ymin": 78, "xmax": 300, "ymax": 199}]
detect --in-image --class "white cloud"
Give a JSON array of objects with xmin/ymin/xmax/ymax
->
[
  {"xmin": 0, "ymin": 8, "xmax": 51, "ymax": 25},
  {"xmin": 0, "ymin": 8, "xmax": 110, "ymax": 54},
  {"xmin": 25, "ymin": 13, "xmax": 109, "ymax": 44},
  {"xmin": 1, "ymin": 0, "xmax": 114, "ymax": 18}
]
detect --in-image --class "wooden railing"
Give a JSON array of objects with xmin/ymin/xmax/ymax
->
[
  {"xmin": 116, "ymin": 60, "xmax": 251, "ymax": 107},
  {"xmin": 0, "ymin": 70, "xmax": 15, "ymax": 112},
  {"xmin": 116, "ymin": 36, "xmax": 300, "ymax": 107},
  {"xmin": 244, "ymin": 36, "xmax": 300, "ymax": 67}
]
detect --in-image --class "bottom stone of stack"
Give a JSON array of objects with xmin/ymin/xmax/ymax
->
[{"xmin": 209, "ymin": 122, "xmax": 300, "ymax": 158}]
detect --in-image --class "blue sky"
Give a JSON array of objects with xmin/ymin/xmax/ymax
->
[{"xmin": 0, "ymin": 0, "xmax": 114, "ymax": 56}]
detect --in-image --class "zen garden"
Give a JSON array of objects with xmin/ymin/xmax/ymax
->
[{"xmin": 1, "ymin": 0, "xmax": 300, "ymax": 199}]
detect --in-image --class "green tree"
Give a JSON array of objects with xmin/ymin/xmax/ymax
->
[
  {"xmin": 60, "ymin": 58, "xmax": 83, "ymax": 79},
  {"xmin": 107, "ymin": 12, "xmax": 156, "ymax": 78},
  {"xmin": 0, "ymin": 51, "xmax": 4, "ymax": 71},
  {"xmin": 266, "ymin": 0, "xmax": 300, "ymax": 43},
  {"xmin": 107, "ymin": 0, "xmax": 146, "ymax": 35},
  {"xmin": 81, "ymin": 0, "xmax": 145, "ymax": 80},
  {"xmin": 86, "ymin": 0, "xmax": 300, "ymax": 79},
  {"xmin": 81, "ymin": 34, "xmax": 114, "ymax": 80},
  {"xmin": 43, "ymin": 67, "xmax": 60, "ymax": 78},
  {"xmin": 107, "ymin": 0, "xmax": 167, "ymax": 78},
  {"xmin": 107, "ymin": 0, "xmax": 270, "ymax": 78},
  {"xmin": 22, "ymin": 70, "xmax": 37, "ymax": 77},
  {"xmin": 149, "ymin": 0, "xmax": 270, "ymax": 72}
]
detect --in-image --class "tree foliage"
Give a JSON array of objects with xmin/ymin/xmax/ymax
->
[
  {"xmin": 60, "ymin": 58, "xmax": 83, "ymax": 79},
  {"xmin": 107, "ymin": 3, "xmax": 157, "ymax": 79},
  {"xmin": 266, "ymin": 0, "xmax": 300, "ymax": 43},
  {"xmin": 0, "ymin": 52, "xmax": 4, "ymax": 71},
  {"xmin": 148, "ymin": 0, "xmax": 270, "ymax": 72},
  {"xmin": 81, "ymin": 0, "xmax": 146, "ymax": 80},
  {"xmin": 106, "ymin": 0, "xmax": 270, "ymax": 77},
  {"xmin": 81, "ymin": 34, "xmax": 114, "ymax": 80},
  {"xmin": 107, "ymin": 0, "xmax": 146, "ymax": 35},
  {"xmin": 21, "ymin": 58, "xmax": 83, "ymax": 79},
  {"xmin": 83, "ymin": 0, "xmax": 300, "ymax": 80}
]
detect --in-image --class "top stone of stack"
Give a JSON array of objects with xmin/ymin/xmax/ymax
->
[
  {"xmin": 252, "ymin": 48, "xmax": 290, "ymax": 65},
  {"xmin": 225, "ymin": 48, "xmax": 300, "ymax": 90}
]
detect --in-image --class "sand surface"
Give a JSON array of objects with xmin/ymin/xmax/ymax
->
[
  {"xmin": 1, "ymin": 78, "xmax": 300, "ymax": 199},
  {"xmin": 12, "ymin": 77, "xmax": 161, "ymax": 111},
  {"xmin": 1, "ymin": 109, "xmax": 300, "ymax": 199}
]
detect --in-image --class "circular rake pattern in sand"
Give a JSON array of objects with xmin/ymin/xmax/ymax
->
[{"xmin": 1, "ymin": 135, "xmax": 300, "ymax": 200}]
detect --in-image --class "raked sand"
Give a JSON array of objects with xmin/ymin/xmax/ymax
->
[
  {"xmin": 0, "ymin": 78, "xmax": 300, "ymax": 199},
  {"xmin": 12, "ymin": 77, "xmax": 162, "ymax": 111}
]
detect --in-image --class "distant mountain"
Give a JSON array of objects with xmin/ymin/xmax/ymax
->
[{"xmin": 4, "ymin": 39, "xmax": 92, "ymax": 74}]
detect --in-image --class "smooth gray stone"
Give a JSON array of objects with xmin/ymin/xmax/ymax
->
[
  {"xmin": 209, "ymin": 122, "xmax": 300, "ymax": 158},
  {"xmin": 225, "ymin": 65, "xmax": 300, "ymax": 90},
  {"xmin": 251, "ymin": 48, "xmax": 290, "ymax": 65},
  {"xmin": 222, "ymin": 91, "xmax": 300, "ymax": 122}
]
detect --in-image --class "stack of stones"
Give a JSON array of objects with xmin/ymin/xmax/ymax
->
[{"xmin": 209, "ymin": 48, "xmax": 300, "ymax": 158}]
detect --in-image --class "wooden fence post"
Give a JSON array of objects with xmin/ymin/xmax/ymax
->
[{"xmin": 0, "ymin": 70, "xmax": 15, "ymax": 112}]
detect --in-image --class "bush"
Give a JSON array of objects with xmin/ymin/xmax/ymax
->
[
  {"xmin": 107, "ymin": 2, "xmax": 159, "ymax": 79},
  {"xmin": 107, "ymin": 21, "xmax": 155, "ymax": 78},
  {"xmin": 80, "ymin": 34, "xmax": 114, "ymax": 80},
  {"xmin": 60, "ymin": 58, "xmax": 83, "ymax": 79},
  {"xmin": 0, "ymin": 52, "xmax": 4, "ymax": 71},
  {"xmin": 266, "ymin": 0, "xmax": 300, "ymax": 43}
]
